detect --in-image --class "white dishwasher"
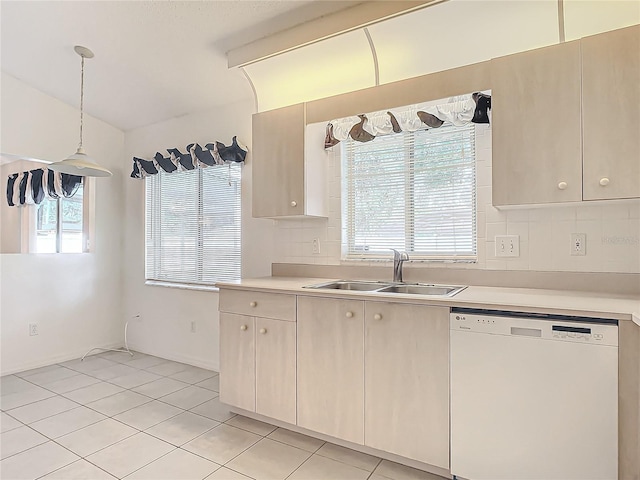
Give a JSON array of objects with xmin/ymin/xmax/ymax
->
[{"xmin": 450, "ymin": 308, "xmax": 618, "ymax": 480}]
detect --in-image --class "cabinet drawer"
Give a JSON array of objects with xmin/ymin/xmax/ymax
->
[{"xmin": 219, "ymin": 289, "xmax": 296, "ymax": 321}]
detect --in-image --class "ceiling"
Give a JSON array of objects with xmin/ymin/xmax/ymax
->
[{"xmin": 0, "ymin": 0, "xmax": 360, "ymax": 132}]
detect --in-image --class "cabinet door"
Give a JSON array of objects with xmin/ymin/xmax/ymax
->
[
  {"xmin": 492, "ymin": 41, "xmax": 582, "ymax": 205},
  {"xmin": 364, "ymin": 302, "xmax": 449, "ymax": 469},
  {"xmin": 582, "ymin": 25, "xmax": 640, "ymax": 200},
  {"xmin": 297, "ymin": 296, "xmax": 365, "ymax": 444},
  {"xmin": 255, "ymin": 317, "xmax": 296, "ymax": 424},
  {"xmin": 252, "ymin": 103, "xmax": 305, "ymax": 218},
  {"xmin": 219, "ymin": 313, "xmax": 255, "ymax": 412}
]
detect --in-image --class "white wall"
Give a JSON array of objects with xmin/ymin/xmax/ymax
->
[
  {"xmin": 273, "ymin": 123, "xmax": 640, "ymax": 274},
  {"xmin": 122, "ymin": 99, "xmax": 275, "ymax": 371},
  {"xmin": 0, "ymin": 72, "xmax": 126, "ymax": 375}
]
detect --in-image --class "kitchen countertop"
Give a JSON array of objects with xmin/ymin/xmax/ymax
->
[{"xmin": 217, "ymin": 276, "xmax": 640, "ymax": 326}]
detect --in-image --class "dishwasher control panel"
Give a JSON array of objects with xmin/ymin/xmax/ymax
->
[{"xmin": 451, "ymin": 312, "xmax": 618, "ymax": 347}]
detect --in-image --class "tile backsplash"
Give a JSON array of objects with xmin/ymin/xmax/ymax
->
[{"xmin": 272, "ymin": 124, "xmax": 640, "ymax": 273}]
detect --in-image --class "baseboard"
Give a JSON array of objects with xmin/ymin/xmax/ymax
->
[
  {"xmin": 0, "ymin": 342, "xmax": 123, "ymax": 376},
  {"xmin": 125, "ymin": 342, "xmax": 219, "ymax": 372}
]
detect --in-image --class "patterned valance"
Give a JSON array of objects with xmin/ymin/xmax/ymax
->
[
  {"xmin": 325, "ymin": 92, "xmax": 491, "ymax": 148},
  {"xmin": 6, "ymin": 168, "xmax": 82, "ymax": 207},
  {"xmin": 130, "ymin": 136, "xmax": 247, "ymax": 179}
]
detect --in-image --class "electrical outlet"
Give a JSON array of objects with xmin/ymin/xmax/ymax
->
[
  {"xmin": 190, "ymin": 321, "xmax": 196, "ymax": 333},
  {"xmin": 312, "ymin": 238, "xmax": 320, "ymax": 255},
  {"xmin": 571, "ymin": 233, "xmax": 586, "ymax": 256},
  {"xmin": 29, "ymin": 323, "xmax": 38, "ymax": 336},
  {"xmin": 495, "ymin": 235, "xmax": 520, "ymax": 257}
]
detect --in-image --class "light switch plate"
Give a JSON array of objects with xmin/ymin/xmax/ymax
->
[{"xmin": 495, "ymin": 235, "xmax": 520, "ymax": 257}]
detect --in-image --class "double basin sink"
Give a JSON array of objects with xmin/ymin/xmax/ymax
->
[{"xmin": 303, "ymin": 280, "xmax": 466, "ymax": 297}]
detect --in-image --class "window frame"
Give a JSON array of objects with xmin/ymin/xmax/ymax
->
[{"xmin": 341, "ymin": 123, "xmax": 477, "ymax": 262}]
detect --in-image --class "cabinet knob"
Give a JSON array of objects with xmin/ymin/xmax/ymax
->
[
  {"xmin": 249, "ymin": 301, "xmax": 257, "ymax": 307},
  {"xmin": 599, "ymin": 177, "xmax": 610, "ymax": 186},
  {"xmin": 290, "ymin": 200, "xmax": 297, "ymax": 207},
  {"xmin": 259, "ymin": 328, "xmax": 267, "ymax": 334},
  {"xmin": 373, "ymin": 313, "xmax": 382, "ymax": 321},
  {"xmin": 240, "ymin": 325, "xmax": 247, "ymax": 331},
  {"xmin": 557, "ymin": 181, "xmax": 568, "ymax": 190},
  {"xmin": 345, "ymin": 311, "xmax": 354, "ymax": 318}
]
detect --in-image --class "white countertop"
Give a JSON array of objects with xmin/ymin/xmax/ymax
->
[{"xmin": 217, "ymin": 276, "xmax": 640, "ymax": 326}]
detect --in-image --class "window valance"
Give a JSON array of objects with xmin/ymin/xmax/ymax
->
[
  {"xmin": 324, "ymin": 92, "xmax": 491, "ymax": 148},
  {"xmin": 6, "ymin": 168, "xmax": 82, "ymax": 207},
  {"xmin": 130, "ymin": 136, "xmax": 247, "ymax": 179}
]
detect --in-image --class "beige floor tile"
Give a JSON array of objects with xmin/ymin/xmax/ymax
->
[
  {"xmin": 43, "ymin": 373, "xmax": 102, "ymax": 394},
  {"xmin": 63, "ymin": 382, "xmax": 124, "ymax": 404},
  {"xmin": 86, "ymin": 432, "xmax": 174, "ymax": 478},
  {"xmin": 0, "ymin": 426, "xmax": 48, "ymax": 459},
  {"xmin": 315, "ymin": 443, "xmax": 380, "ymax": 472},
  {"xmin": 0, "ymin": 441, "xmax": 79, "ymax": 480},
  {"xmin": 145, "ymin": 411, "xmax": 219, "ymax": 446},
  {"xmin": 29, "ymin": 406, "xmax": 106, "ymax": 438},
  {"xmin": 225, "ymin": 416, "xmax": 277, "ymax": 436},
  {"xmin": 170, "ymin": 367, "xmax": 217, "ymax": 384},
  {"xmin": 98, "ymin": 351, "xmax": 138, "ymax": 363},
  {"xmin": 227, "ymin": 438, "xmax": 312, "ymax": 480},
  {"xmin": 373, "ymin": 460, "xmax": 444, "ymax": 480},
  {"xmin": 132, "ymin": 377, "xmax": 190, "ymax": 399},
  {"xmin": 267, "ymin": 428, "xmax": 324, "ymax": 453},
  {"xmin": 126, "ymin": 356, "xmax": 168, "ymax": 370},
  {"xmin": 0, "ymin": 376, "xmax": 37, "ymax": 395},
  {"xmin": 188, "ymin": 397, "xmax": 234, "ymax": 423},
  {"xmin": 21, "ymin": 367, "xmax": 79, "ymax": 386},
  {"xmin": 40, "ymin": 459, "xmax": 117, "ymax": 479},
  {"xmin": 6, "ymin": 396, "xmax": 79, "ymax": 425},
  {"xmin": 195, "ymin": 375, "xmax": 220, "ymax": 392},
  {"xmin": 91, "ymin": 364, "xmax": 140, "ymax": 380},
  {"xmin": 56, "ymin": 418, "xmax": 138, "ymax": 457},
  {"xmin": 159, "ymin": 385, "xmax": 217, "ymax": 410},
  {"xmin": 0, "ymin": 385, "xmax": 56, "ymax": 410},
  {"xmin": 108, "ymin": 370, "xmax": 162, "ymax": 389},
  {"xmin": 14, "ymin": 364, "xmax": 63, "ymax": 378},
  {"xmin": 125, "ymin": 448, "xmax": 220, "ymax": 479},
  {"xmin": 147, "ymin": 361, "xmax": 191, "ymax": 376},
  {"xmin": 87, "ymin": 390, "xmax": 152, "ymax": 416},
  {"xmin": 0, "ymin": 412, "xmax": 23, "ymax": 433},
  {"xmin": 288, "ymin": 454, "xmax": 370, "ymax": 480},
  {"xmin": 183, "ymin": 424, "xmax": 260, "ymax": 465},
  {"xmin": 205, "ymin": 466, "xmax": 253, "ymax": 479},
  {"xmin": 114, "ymin": 400, "xmax": 183, "ymax": 430},
  {"xmin": 60, "ymin": 357, "xmax": 119, "ymax": 373}
]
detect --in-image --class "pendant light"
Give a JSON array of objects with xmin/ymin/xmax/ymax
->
[{"xmin": 49, "ymin": 45, "xmax": 112, "ymax": 177}]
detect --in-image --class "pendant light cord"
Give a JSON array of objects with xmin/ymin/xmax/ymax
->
[{"xmin": 79, "ymin": 54, "xmax": 85, "ymax": 150}]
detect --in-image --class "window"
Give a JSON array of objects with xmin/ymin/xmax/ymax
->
[
  {"xmin": 342, "ymin": 124, "xmax": 476, "ymax": 261},
  {"xmin": 145, "ymin": 165, "xmax": 241, "ymax": 286},
  {"xmin": 34, "ymin": 183, "xmax": 85, "ymax": 253}
]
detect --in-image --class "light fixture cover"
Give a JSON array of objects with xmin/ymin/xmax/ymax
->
[
  {"xmin": 48, "ymin": 45, "xmax": 112, "ymax": 178},
  {"xmin": 49, "ymin": 147, "xmax": 112, "ymax": 177}
]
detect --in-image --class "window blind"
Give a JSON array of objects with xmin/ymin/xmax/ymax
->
[
  {"xmin": 342, "ymin": 124, "xmax": 476, "ymax": 261},
  {"xmin": 145, "ymin": 165, "xmax": 241, "ymax": 285}
]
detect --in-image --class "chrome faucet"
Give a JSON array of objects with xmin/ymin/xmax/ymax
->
[{"xmin": 390, "ymin": 249, "xmax": 409, "ymax": 283}]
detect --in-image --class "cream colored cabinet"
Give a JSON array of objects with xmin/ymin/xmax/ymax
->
[
  {"xmin": 296, "ymin": 296, "xmax": 365, "ymax": 444},
  {"xmin": 364, "ymin": 302, "xmax": 450, "ymax": 469},
  {"xmin": 219, "ymin": 289, "xmax": 296, "ymax": 424},
  {"xmin": 252, "ymin": 103, "xmax": 326, "ymax": 218},
  {"xmin": 582, "ymin": 25, "xmax": 640, "ymax": 201},
  {"xmin": 492, "ymin": 41, "xmax": 583, "ymax": 206}
]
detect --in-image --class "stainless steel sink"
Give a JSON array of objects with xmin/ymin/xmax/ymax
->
[
  {"xmin": 302, "ymin": 280, "xmax": 466, "ymax": 297},
  {"xmin": 377, "ymin": 284, "xmax": 467, "ymax": 297},
  {"xmin": 303, "ymin": 280, "xmax": 392, "ymax": 291}
]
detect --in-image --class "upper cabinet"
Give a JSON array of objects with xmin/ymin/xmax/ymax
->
[
  {"xmin": 582, "ymin": 25, "xmax": 640, "ymax": 201},
  {"xmin": 491, "ymin": 41, "xmax": 583, "ymax": 206},
  {"xmin": 492, "ymin": 26, "xmax": 640, "ymax": 206},
  {"xmin": 251, "ymin": 103, "xmax": 326, "ymax": 218}
]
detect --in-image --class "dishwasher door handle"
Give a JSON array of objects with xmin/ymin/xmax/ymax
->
[{"xmin": 510, "ymin": 327, "xmax": 542, "ymax": 337}]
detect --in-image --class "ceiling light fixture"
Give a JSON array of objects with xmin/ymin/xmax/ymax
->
[{"xmin": 49, "ymin": 45, "xmax": 112, "ymax": 177}]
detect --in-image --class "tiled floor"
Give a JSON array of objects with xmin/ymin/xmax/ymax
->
[{"xmin": 0, "ymin": 351, "xmax": 445, "ymax": 480}]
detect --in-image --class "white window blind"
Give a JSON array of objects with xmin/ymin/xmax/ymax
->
[
  {"xmin": 342, "ymin": 124, "xmax": 476, "ymax": 261},
  {"xmin": 145, "ymin": 164, "xmax": 241, "ymax": 285}
]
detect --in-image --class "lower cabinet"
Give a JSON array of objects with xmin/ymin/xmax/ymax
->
[
  {"xmin": 297, "ymin": 296, "xmax": 365, "ymax": 444},
  {"xmin": 219, "ymin": 312, "xmax": 296, "ymax": 424},
  {"xmin": 364, "ymin": 302, "xmax": 450, "ymax": 468}
]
